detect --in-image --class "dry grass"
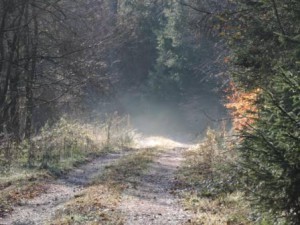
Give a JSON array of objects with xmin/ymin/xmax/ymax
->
[
  {"xmin": 51, "ymin": 147, "xmax": 160, "ymax": 224},
  {"xmin": 183, "ymin": 192, "xmax": 252, "ymax": 225},
  {"xmin": 51, "ymin": 185, "xmax": 124, "ymax": 225},
  {"xmin": 0, "ymin": 114, "xmax": 136, "ymax": 174},
  {"xmin": 97, "ymin": 147, "xmax": 160, "ymax": 186},
  {"xmin": 177, "ymin": 128, "xmax": 253, "ymax": 225}
]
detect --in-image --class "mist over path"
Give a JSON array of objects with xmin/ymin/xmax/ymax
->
[{"xmin": 119, "ymin": 92, "xmax": 227, "ymax": 144}]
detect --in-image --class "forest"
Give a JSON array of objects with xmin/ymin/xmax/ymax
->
[{"xmin": 0, "ymin": 0, "xmax": 299, "ymax": 224}]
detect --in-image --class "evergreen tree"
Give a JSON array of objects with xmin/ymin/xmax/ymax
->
[
  {"xmin": 148, "ymin": 0, "xmax": 212, "ymax": 101},
  {"xmin": 147, "ymin": 0, "xmax": 186, "ymax": 101},
  {"xmin": 239, "ymin": 71, "xmax": 300, "ymax": 223},
  {"xmin": 220, "ymin": 0, "xmax": 300, "ymax": 223}
]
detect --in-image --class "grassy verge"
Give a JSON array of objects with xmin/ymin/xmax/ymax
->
[
  {"xmin": 98, "ymin": 147, "xmax": 160, "ymax": 186},
  {"xmin": 176, "ymin": 128, "xmax": 253, "ymax": 225},
  {"xmin": 0, "ymin": 115, "xmax": 136, "ymax": 219},
  {"xmin": 51, "ymin": 147, "xmax": 160, "ymax": 225},
  {"xmin": 0, "ymin": 115, "xmax": 135, "ymax": 174}
]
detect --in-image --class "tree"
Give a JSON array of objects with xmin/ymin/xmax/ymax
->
[
  {"xmin": 239, "ymin": 71, "xmax": 300, "ymax": 223},
  {"xmin": 0, "ymin": 0, "xmax": 125, "ymax": 141},
  {"xmin": 0, "ymin": 0, "xmax": 132, "ymax": 167},
  {"xmin": 147, "ymin": 1, "xmax": 185, "ymax": 101},
  {"xmin": 222, "ymin": 0, "xmax": 300, "ymax": 223},
  {"xmin": 183, "ymin": 0, "xmax": 300, "ymax": 222},
  {"xmin": 147, "ymin": 0, "xmax": 220, "ymax": 101}
]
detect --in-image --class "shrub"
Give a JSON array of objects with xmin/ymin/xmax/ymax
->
[
  {"xmin": 238, "ymin": 71, "xmax": 300, "ymax": 224},
  {"xmin": 180, "ymin": 126, "xmax": 239, "ymax": 198},
  {"xmin": 0, "ymin": 114, "xmax": 136, "ymax": 173}
]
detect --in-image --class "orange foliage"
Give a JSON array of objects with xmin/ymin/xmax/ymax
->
[
  {"xmin": 224, "ymin": 56, "xmax": 231, "ymax": 63},
  {"xmin": 225, "ymin": 82, "xmax": 259, "ymax": 130}
]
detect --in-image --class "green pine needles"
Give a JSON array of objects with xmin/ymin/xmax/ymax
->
[{"xmin": 238, "ymin": 71, "xmax": 300, "ymax": 224}]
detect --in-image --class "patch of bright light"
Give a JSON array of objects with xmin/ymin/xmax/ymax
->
[{"xmin": 135, "ymin": 136, "xmax": 192, "ymax": 149}]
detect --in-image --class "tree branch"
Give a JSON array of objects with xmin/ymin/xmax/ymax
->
[
  {"xmin": 271, "ymin": 0, "xmax": 286, "ymax": 35},
  {"xmin": 179, "ymin": 1, "xmax": 212, "ymax": 15}
]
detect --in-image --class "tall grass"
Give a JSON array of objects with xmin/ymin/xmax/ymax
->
[
  {"xmin": 178, "ymin": 127, "xmax": 253, "ymax": 225},
  {"xmin": 0, "ymin": 114, "xmax": 136, "ymax": 174}
]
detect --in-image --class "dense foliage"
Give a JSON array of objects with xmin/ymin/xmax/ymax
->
[
  {"xmin": 239, "ymin": 71, "xmax": 300, "ymax": 223},
  {"xmin": 221, "ymin": 0, "xmax": 300, "ymax": 223},
  {"xmin": 0, "ymin": 0, "xmax": 123, "ymax": 141},
  {"xmin": 179, "ymin": 0, "xmax": 300, "ymax": 223}
]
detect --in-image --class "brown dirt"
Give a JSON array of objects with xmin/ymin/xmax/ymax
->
[
  {"xmin": 0, "ymin": 151, "xmax": 130, "ymax": 225},
  {"xmin": 119, "ymin": 147, "xmax": 192, "ymax": 225}
]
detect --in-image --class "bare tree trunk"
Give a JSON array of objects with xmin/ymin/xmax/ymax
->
[
  {"xmin": 0, "ymin": 2, "xmax": 26, "ymax": 140},
  {"xmin": 26, "ymin": 0, "xmax": 39, "ymax": 166},
  {"xmin": 0, "ymin": 2, "xmax": 8, "ymax": 83}
]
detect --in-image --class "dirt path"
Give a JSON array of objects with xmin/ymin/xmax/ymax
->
[
  {"xmin": 2, "ymin": 137, "xmax": 194, "ymax": 225},
  {"xmin": 119, "ymin": 147, "xmax": 192, "ymax": 225},
  {"xmin": 1, "ymin": 151, "xmax": 130, "ymax": 225}
]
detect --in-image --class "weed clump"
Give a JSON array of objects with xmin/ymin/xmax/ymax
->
[
  {"xmin": 180, "ymin": 128, "xmax": 239, "ymax": 197},
  {"xmin": 177, "ymin": 128, "xmax": 252, "ymax": 225},
  {"xmin": 0, "ymin": 114, "xmax": 136, "ymax": 174}
]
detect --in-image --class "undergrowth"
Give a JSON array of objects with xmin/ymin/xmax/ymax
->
[
  {"xmin": 177, "ymin": 128, "xmax": 253, "ymax": 225},
  {"xmin": 0, "ymin": 114, "xmax": 135, "ymax": 175}
]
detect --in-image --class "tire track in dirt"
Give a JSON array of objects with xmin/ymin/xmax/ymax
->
[
  {"xmin": 119, "ymin": 147, "xmax": 192, "ymax": 225},
  {"xmin": 1, "ymin": 150, "xmax": 131, "ymax": 225}
]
